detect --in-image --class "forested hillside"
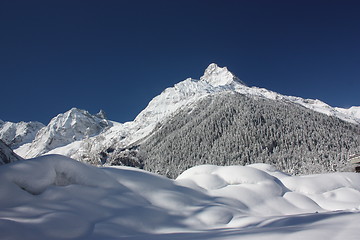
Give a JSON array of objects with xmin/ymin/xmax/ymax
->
[{"xmin": 138, "ymin": 92, "xmax": 360, "ymax": 178}]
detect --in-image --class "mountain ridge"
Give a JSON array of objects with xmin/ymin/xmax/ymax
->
[
  {"xmin": 1, "ymin": 63, "xmax": 359, "ymax": 173},
  {"xmin": 0, "ymin": 120, "xmax": 45, "ymax": 149},
  {"xmin": 14, "ymin": 108, "xmax": 111, "ymax": 158}
]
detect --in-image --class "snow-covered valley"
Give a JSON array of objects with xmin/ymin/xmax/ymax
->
[{"xmin": 1, "ymin": 155, "xmax": 360, "ymax": 239}]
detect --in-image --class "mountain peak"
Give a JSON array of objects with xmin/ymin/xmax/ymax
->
[
  {"xmin": 200, "ymin": 63, "xmax": 246, "ymax": 87},
  {"xmin": 96, "ymin": 109, "xmax": 107, "ymax": 119},
  {"xmin": 67, "ymin": 107, "xmax": 87, "ymax": 115}
]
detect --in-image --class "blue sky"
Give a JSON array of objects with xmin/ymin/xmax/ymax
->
[{"xmin": 1, "ymin": 0, "xmax": 359, "ymax": 124}]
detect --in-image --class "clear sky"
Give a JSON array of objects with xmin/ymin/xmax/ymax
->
[{"xmin": 1, "ymin": 0, "xmax": 359, "ymax": 124}]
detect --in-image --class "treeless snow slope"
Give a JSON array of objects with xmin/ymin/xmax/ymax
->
[{"xmin": 0, "ymin": 155, "xmax": 360, "ymax": 240}]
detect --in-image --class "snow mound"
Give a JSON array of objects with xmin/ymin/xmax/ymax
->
[{"xmin": 1, "ymin": 156, "xmax": 360, "ymax": 239}]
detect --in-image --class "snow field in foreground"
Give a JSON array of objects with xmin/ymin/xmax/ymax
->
[{"xmin": 1, "ymin": 155, "xmax": 360, "ymax": 240}]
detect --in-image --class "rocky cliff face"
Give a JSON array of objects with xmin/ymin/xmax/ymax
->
[{"xmin": 0, "ymin": 140, "xmax": 22, "ymax": 165}]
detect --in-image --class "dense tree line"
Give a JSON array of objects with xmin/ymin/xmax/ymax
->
[{"xmin": 138, "ymin": 92, "xmax": 360, "ymax": 178}]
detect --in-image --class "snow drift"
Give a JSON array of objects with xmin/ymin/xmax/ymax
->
[{"xmin": 1, "ymin": 155, "xmax": 360, "ymax": 239}]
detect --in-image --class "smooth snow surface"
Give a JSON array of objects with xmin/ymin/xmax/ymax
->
[{"xmin": 1, "ymin": 156, "xmax": 360, "ymax": 239}]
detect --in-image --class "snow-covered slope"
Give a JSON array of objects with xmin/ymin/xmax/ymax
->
[
  {"xmin": 0, "ymin": 140, "xmax": 22, "ymax": 165},
  {"xmin": 15, "ymin": 108, "xmax": 111, "ymax": 158},
  {"xmin": 0, "ymin": 155, "xmax": 359, "ymax": 239},
  {"xmin": 0, "ymin": 119, "xmax": 44, "ymax": 149},
  {"xmin": 335, "ymin": 106, "xmax": 360, "ymax": 122},
  {"xmin": 10, "ymin": 63, "xmax": 360, "ymax": 161}
]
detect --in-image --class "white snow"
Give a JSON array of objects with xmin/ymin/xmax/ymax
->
[
  {"xmin": 335, "ymin": 106, "xmax": 360, "ymax": 122},
  {"xmin": 1, "ymin": 155, "xmax": 360, "ymax": 239}
]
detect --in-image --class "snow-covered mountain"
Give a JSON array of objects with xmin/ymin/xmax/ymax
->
[
  {"xmin": 133, "ymin": 63, "xmax": 360, "ymax": 126},
  {"xmin": 3, "ymin": 64, "xmax": 359, "ymax": 171},
  {"xmin": 15, "ymin": 108, "xmax": 111, "ymax": 158},
  {"xmin": 0, "ymin": 119, "xmax": 44, "ymax": 149}
]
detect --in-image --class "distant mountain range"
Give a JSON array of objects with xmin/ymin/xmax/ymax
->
[{"xmin": 1, "ymin": 64, "xmax": 359, "ymax": 176}]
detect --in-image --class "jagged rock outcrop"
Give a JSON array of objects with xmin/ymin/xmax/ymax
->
[{"xmin": 0, "ymin": 140, "xmax": 23, "ymax": 165}]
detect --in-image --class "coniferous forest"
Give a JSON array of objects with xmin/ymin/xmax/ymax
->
[{"xmin": 137, "ymin": 92, "xmax": 360, "ymax": 178}]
